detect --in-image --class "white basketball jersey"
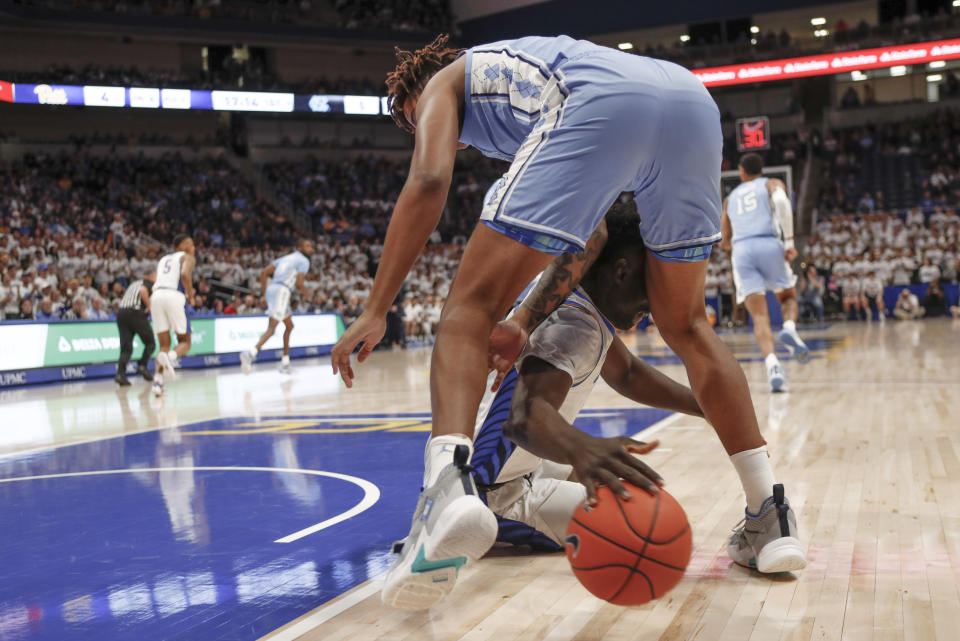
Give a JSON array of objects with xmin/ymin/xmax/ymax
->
[
  {"xmin": 474, "ymin": 288, "xmax": 616, "ymax": 483},
  {"xmin": 155, "ymin": 251, "xmax": 185, "ymax": 290}
]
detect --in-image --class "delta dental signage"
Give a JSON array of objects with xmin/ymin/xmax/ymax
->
[
  {"xmin": 692, "ymin": 38, "xmax": 960, "ymax": 87},
  {"xmin": 0, "ymin": 314, "xmax": 342, "ymax": 372}
]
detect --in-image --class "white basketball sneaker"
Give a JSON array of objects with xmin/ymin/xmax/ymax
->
[
  {"xmin": 778, "ymin": 327, "xmax": 810, "ymax": 364},
  {"xmin": 157, "ymin": 351, "xmax": 176, "ymax": 382},
  {"xmin": 382, "ymin": 445, "xmax": 498, "ymax": 611},
  {"xmin": 728, "ymin": 484, "xmax": 807, "ymax": 573},
  {"xmin": 767, "ymin": 361, "xmax": 787, "ymax": 393},
  {"xmin": 239, "ymin": 350, "xmax": 253, "ymax": 375}
]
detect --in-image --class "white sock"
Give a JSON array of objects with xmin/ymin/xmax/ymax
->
[
  {"xmin": 783, "ymin": 320, "xmax": 796, "ymax": 333},
  {"xmin": 281, "ymin": 355, "xmax": 290, "ymax": 365},
  {"xmin": 423, "ymin": 434, "xmax": 473, "ymax": 487},
  {"xmin": 250, "ymin": 347, "xmax": 259, "ymax": 357},
  {"xmin": 765, "ymin": 353, "xmax": 780, "ymax": 369},
  {"xmin": 155, "ymin": 373, "xmax": 163, "ymax": 385},
  {"xmin": 730, "ymin": 445, "xmax": 777, "ymax": 514},
  {"xmin": 167, "ymin": 349, "xmax": 178, "ymax": 362}
]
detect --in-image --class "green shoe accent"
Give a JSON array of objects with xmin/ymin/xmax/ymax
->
[
  {"xmin": 410, "ymin": 544, "xmax": 467, "ymax": 576},
  {"xmin": 748, "ymin": 557, "xmax": 757, "ymax": 568}
]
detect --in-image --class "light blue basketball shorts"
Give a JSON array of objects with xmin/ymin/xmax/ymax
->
[
  {"xmin": 265, "ymin": 283, "xmax": 292, "ymax": 321},
  {"xmin": 731, "ymin": 236, "xmax": 798, "ymax": 304},
  {"xmin": 480, "ymin": 52, "xmax": 722, "ymax": 262}
]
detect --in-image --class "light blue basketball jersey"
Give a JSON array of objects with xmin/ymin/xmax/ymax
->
[
  {"xmin": 727, "ymin": 177, "xmax": 778, "ymax": 242},
  {"xmin": 271, "ymin": 251, "xmax": 309, "ymax": 289},
  {"xmin": 461, "ymin": 35, "xmax": 614, "ymax": 161}
]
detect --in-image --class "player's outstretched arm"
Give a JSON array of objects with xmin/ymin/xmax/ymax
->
[
  {"xmin": 720, "ymin": 198, "xmax": 732, "ymax": 251},
  {"xmin": 511, "ymin": 219, "xmax": 608, "ymax": 335},
  {"xmin": 259, "ymin": 264, "xmax": 275, "ymax": 306},
  {"xmin": 331, "ymin": 77, "xmax": 460, "ymax": 386},
  {"xmin": 295, "ymin": 272, "xmax": 310, "ymax": 300},
  {"xmin": 503, "ymin": 355, "xmax": 663, "ymax": 505},
  {"xmin": 181, "ymin": 254, "xmax": 197, "ymax": 305},
  {"xmin": 600, "ymin": 336, "xmax": 704, "ymax": 419},
  {"xmin": 487, "ymin": 220, "xmax": 608, "ymax": 391}
]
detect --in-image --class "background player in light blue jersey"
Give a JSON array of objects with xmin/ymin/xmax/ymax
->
[
  {"xmin": 240, "ymin": 239, "xmax": 313, "ymax": 375},
  {"xmin": 330, "ymin": 35, "xmax": 802, "ymax": 610},
  {"xmin": 721, "ymin": 154, "xmax": 809, "ymax": 392}
]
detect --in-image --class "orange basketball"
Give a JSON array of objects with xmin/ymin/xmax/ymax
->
[{"xmin": 565, "ymin": 484, "xmax": 692, "ymax": 605}]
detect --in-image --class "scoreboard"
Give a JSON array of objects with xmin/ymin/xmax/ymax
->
[{"xmin": 735, "ymin": 116, "xmax": 771, "ymax": 152}]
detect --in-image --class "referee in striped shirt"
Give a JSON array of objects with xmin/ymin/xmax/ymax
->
[{"xmin": 116, "ymin": 272, "xmax": 156, "ymax": 386}]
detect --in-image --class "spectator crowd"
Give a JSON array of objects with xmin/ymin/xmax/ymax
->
[{"xmin": 0, "ymin": 149, "xmax": 476, "ymax": 338}]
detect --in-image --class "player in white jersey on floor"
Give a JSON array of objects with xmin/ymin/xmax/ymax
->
[
  {"xmin": 386, "ymin": 203, "xmax": 808, "ymax": 609},
  {"xmin": 721, "ymin": 154, "xmax": 809, "ymax": 392},
  {"xmin": 470, "ymin": 205, "xmax": 706, "ymax": 547},
  {"xmin": 150, "ymin": 234, "xmax": 197, "ymax": 396},
  {"xmin": 240, "ymin": 239, "xmax": 314, "ymax": 375},
  {"xmin": 332, "ymin": 35, "xmax": 803, "ymax": 610}
]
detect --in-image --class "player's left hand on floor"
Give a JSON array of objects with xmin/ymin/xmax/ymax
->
[{"xmin": 330, "ymin": 313, "xmax": 386, "ymax": 388}]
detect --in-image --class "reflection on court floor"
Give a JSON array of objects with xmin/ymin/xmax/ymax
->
[{"xmin": 0, "ymin": 407, "xmax": 670, "ymax": 641}]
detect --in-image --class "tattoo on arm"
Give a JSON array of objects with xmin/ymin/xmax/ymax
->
[{"xmin": 518, "ymin": 220, "xmax": 607, "ymax": 332}]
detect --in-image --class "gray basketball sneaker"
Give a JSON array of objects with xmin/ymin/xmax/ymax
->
[
  {"xmin": 382, "ymin": 445, "xmax": 498, "ymax": 611},
  {"xmin": 728, "ymin": 484, "xmax": 807, "ymax": 573}
]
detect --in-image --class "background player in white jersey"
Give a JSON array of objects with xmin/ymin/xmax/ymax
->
[
  {"xmin": 150, "ymin": 234, "xmax": 197, "ymax": 396},
  {"xmin": 240, "ymin": 239, "xmax": 314, "ymax": 375},
  {"xmin": 860, "ymin": 271, "xmax": 886, "ymax": 321},
  {"xmin": 721, "ymin": 154, "xmax": 809, "ymax": 392},
  {"xmin": 331, "ymin": 35, "xmax": 796, "ymax": 610}
]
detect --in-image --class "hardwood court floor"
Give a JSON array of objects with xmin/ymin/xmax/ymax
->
[
  {"xmin": 1, "ymin": 319, "xmax": 958, "ymax": 641},
  {"xmin": 261, "ymin": 319, "xmax": 960, "ymax": 641}
]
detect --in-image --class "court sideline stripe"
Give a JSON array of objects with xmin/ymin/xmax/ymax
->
[
  {"xmin": 0, "ymin": 466, "xmax": 380, "ymax": 543},
  {"xmin": 258, "ymin": 411, "xmax": 687, "ymax": 641}
]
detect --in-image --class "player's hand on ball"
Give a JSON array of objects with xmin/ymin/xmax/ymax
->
[
  {"xmin": 570, "ymin": 436, "xmax": 662, "ymax": 505},
  {"xmin": 331, "ymin": 312, "xmax": 386, "ymax": 388},
  {"xmin": 487, "ymin": 318, "xmax": 528, "ymax": 392}
]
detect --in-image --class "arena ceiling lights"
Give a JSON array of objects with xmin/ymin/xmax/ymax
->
[{"xmin": 693, "ymin": 37, "xmax": 960, "ymax": 87}]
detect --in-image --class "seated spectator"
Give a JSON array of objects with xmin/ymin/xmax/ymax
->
[
  {"xmin": 343, "ymin": 294, "xmax": 363, "ymax": 326},
  {"xmin": 922, "ymin": 278, "xmax": 947, "ymax": 317},
  {"xmin": 35, "ymin": 298, "xmax": 59, "ymax": 322},
  {"xmin": 88, "ymin": 297, "xmax": 114, "ymax": 320},
  {"xmin": 63, "ymin": 299, "xmax": 91, "ymax": 320},
  {"xmin": 893, "ymin": 289, "xmax": 924, "ymax": 320},
  {"xmin": 11, "ymin": 298, "xmax": 35, "ymax": 321}
]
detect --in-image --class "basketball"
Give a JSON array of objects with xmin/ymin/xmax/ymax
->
[{"xmin": 565, "ymin": 484, "xmax": 692, "ymax": 605}]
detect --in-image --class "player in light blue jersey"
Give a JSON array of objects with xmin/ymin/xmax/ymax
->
[
  {"xmin": 721, "ymin": 154, "xmax": 809, "ymax": 392},
  {"xmin": 330, "ymin": 35, "xmax": 801, "ymax": 609},
  {"xmin": 240, "ymin": 239, "xmax": 314, "ymax": 375}
]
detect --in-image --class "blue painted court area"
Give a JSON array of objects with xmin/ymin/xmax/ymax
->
[{"xmin": 0, "ymin": 407, "xmax": 671, "ymax": 641}]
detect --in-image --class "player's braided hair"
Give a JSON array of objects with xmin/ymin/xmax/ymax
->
[{"xmin": 386, "ymin": 34, "xmax": 463, "ymax": 133}]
